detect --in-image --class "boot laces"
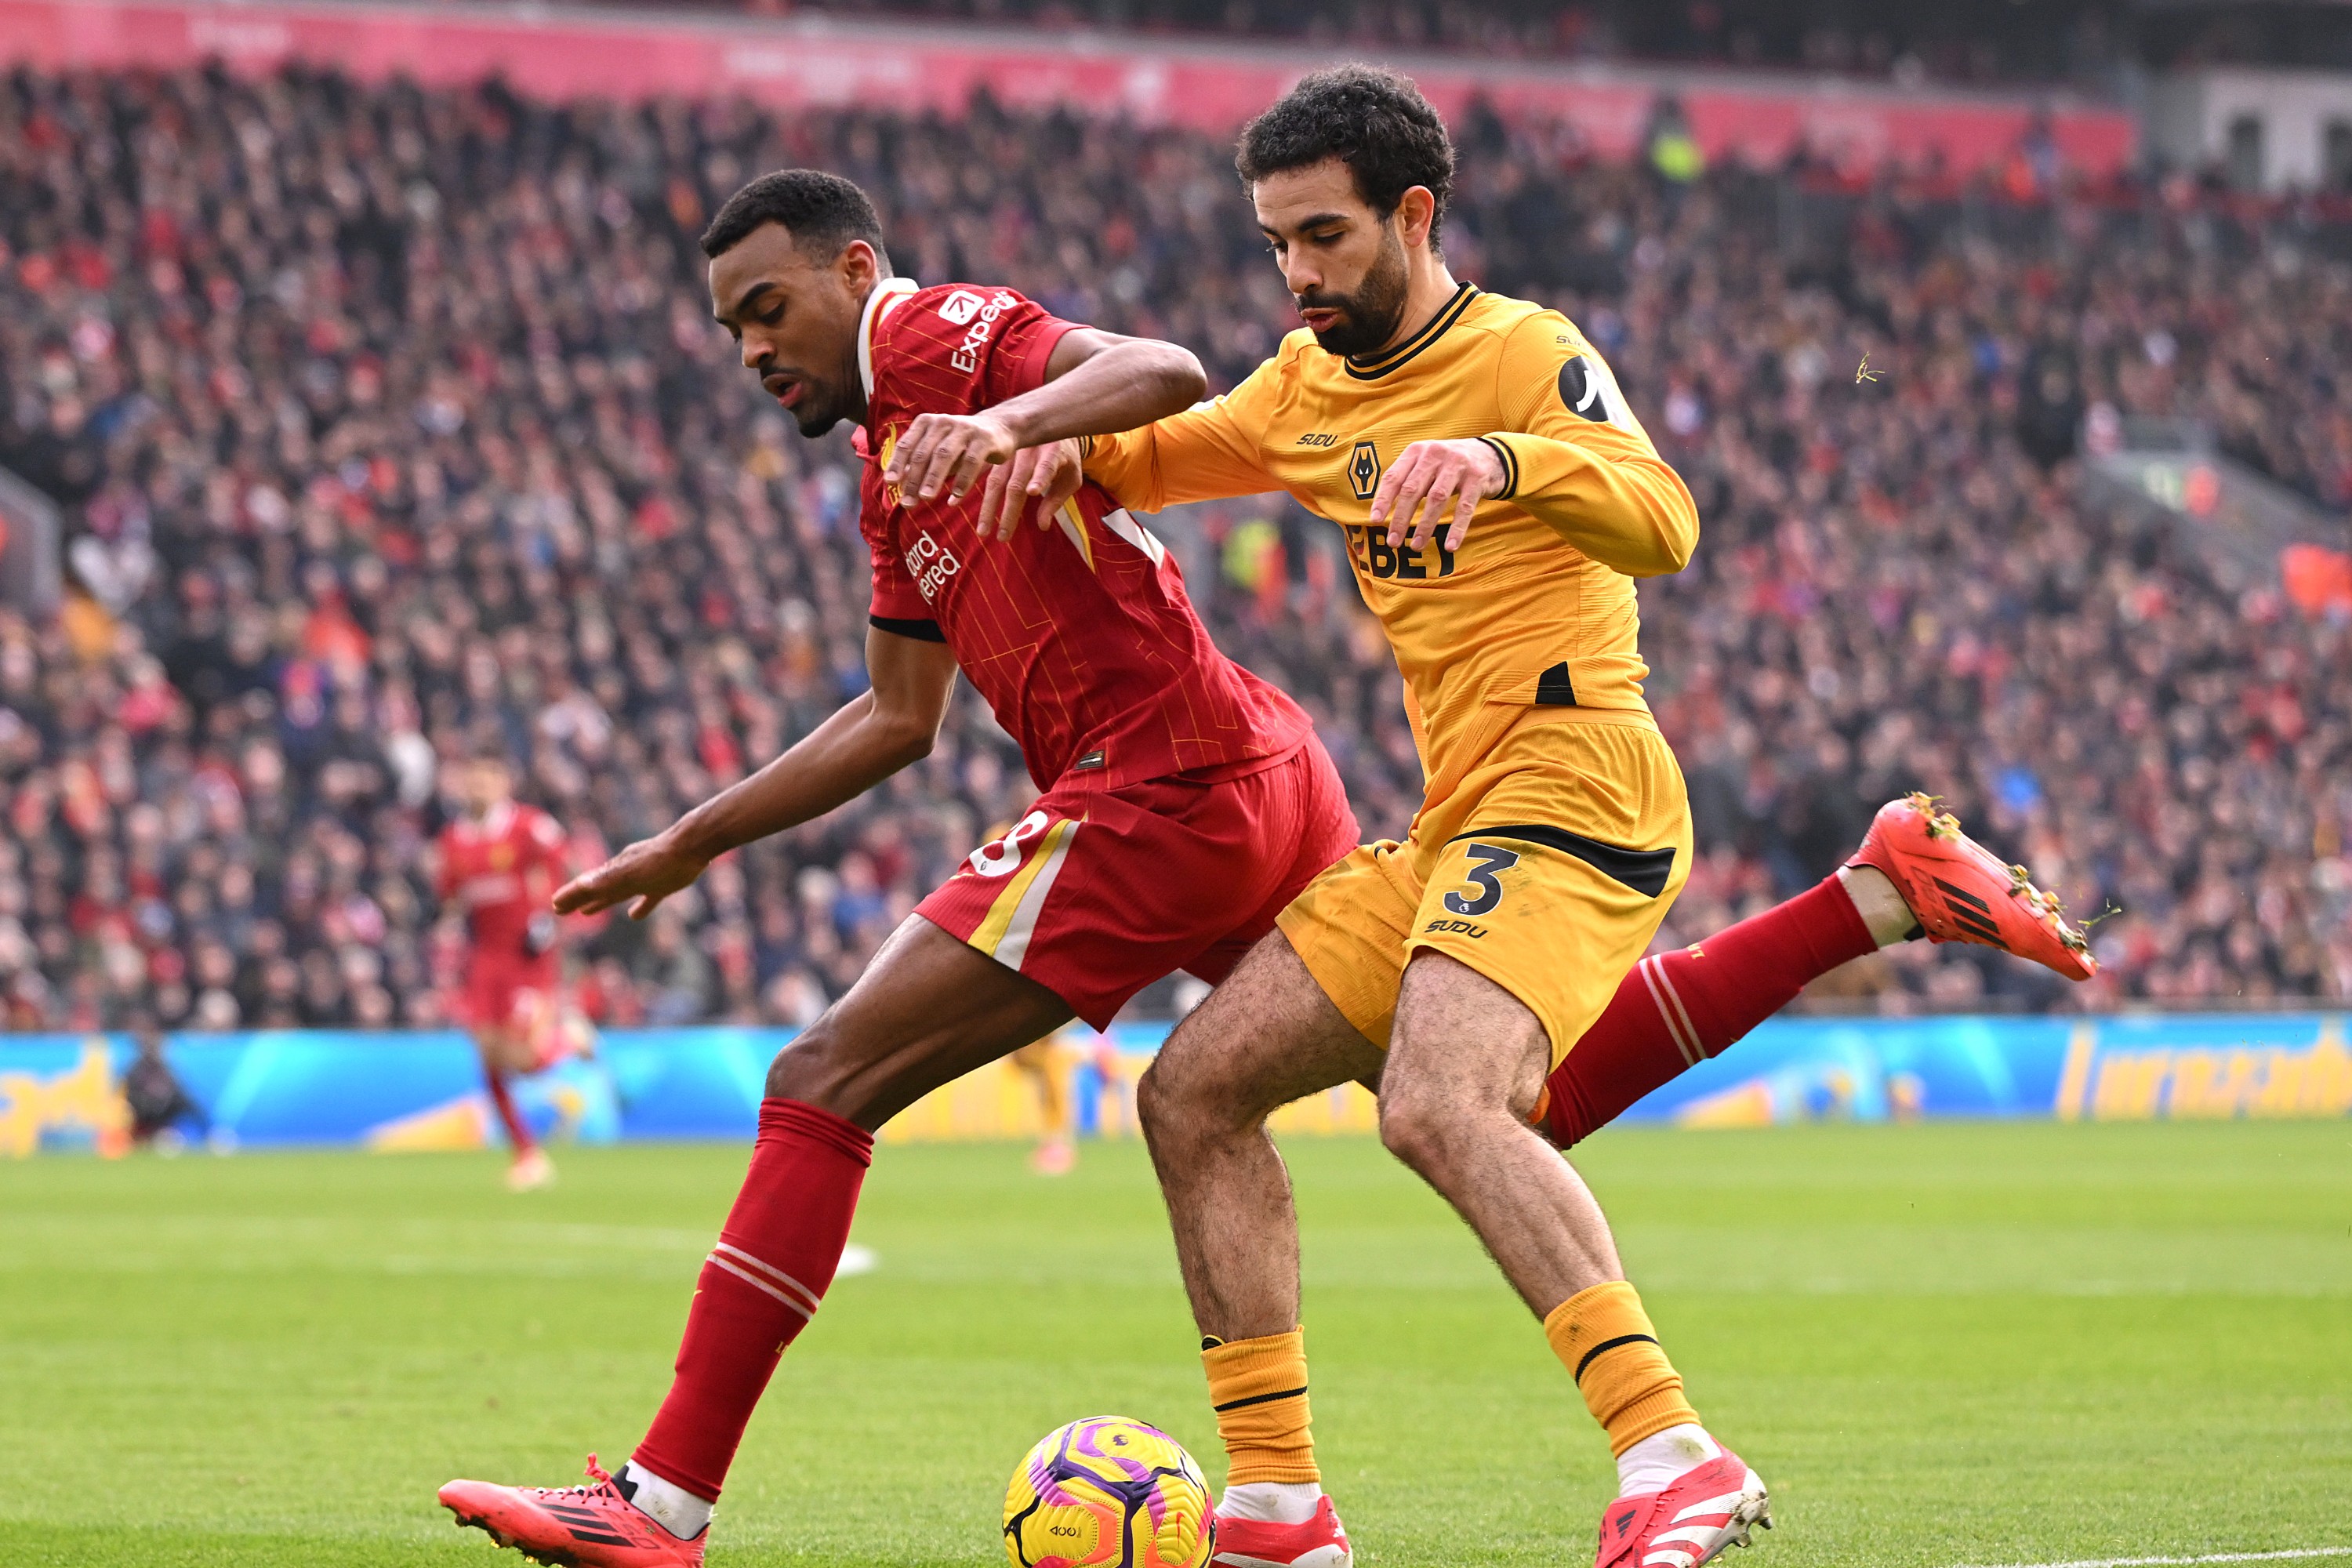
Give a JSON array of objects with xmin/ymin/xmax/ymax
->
[{"xmin": 535, "ymin": 1454, "xmax": 619, "ymax": 1501}]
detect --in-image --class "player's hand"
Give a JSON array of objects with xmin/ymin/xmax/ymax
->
[
  {"xmin": 551, "ymin": 832, "xmax": 710, "ymax": 921},
  {"xmin": 1367, "ymin": 437, "xmax": 1506, "ymax": 555},
  {"xmin": 978, "ymin": 439, "xmax": 1084, "ymax": 542},
  {"xmin": 884, "ymin": 410, "xmax": 1020, "ymax": 506}
]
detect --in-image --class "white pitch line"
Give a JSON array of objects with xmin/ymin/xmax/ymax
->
[{"xmin": 1962, "ymin": 1548, "xmax": 2352, "ymax": 1568}]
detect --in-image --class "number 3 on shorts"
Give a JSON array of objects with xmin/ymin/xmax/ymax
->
[{"xmin": 1444, "ymin": 843, "xmax": 1521, "ymax": 917}]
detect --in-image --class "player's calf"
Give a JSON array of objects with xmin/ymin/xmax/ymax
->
[{"xmin": 1534, "ymin": 791, "xmax": 2097, "ymax": 1149}]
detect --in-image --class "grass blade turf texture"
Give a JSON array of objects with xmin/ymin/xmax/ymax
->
[{"xmin": 0, "ymin": 1120, "xmax": 2345, "ymax": 1566}]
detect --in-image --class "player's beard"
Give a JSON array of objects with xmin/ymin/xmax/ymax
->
[
  {"xmin": 790, "ymin": 379, "xmax": 848, "ymax": 437},
  {"xmin": 1299, "ymin": 227, "xmax": 1411, "ymax": 360}
]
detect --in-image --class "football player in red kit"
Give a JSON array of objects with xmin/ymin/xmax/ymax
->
[
  {"xmin": 438, "ymin": 169, "xmax": 1356, "ymax": 1565},
  {"xmin": 435, "ymin": 750, "xmax": 575, "ymax": 1191},
  {"xmin": 434, "ymin": 169, "xmax": 2092, "ymax": 1566}
]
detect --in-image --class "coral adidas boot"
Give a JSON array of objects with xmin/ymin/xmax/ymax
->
[
  {"xmin": 440, "ymin": 1454, "xmax": 705, "ymax": 1566},
  {"xmin": 1594, "ymin": 1451, "xmax": 1770, "ymax": 1568},
  {"xmin": 1849, "ymin": 793, "xmax": 2096, "ymax": 981},
  {"xmin": 1212, "ymin": 1494, "xmax": 1352, "ymax": 1568}
]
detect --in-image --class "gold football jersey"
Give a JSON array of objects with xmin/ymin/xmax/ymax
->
[{"xmin": 1083, "ymin": 285, "xmax": 1698, "ymax": 789}]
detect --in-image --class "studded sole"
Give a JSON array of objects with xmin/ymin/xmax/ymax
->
[
  {"xmin": 1684, "ymin": 1491, "xmax": 1775, "ymax": 1568},
  {"xmin": 445, "ymin": 1502, "xmax": 585, "ymax": 1568}
]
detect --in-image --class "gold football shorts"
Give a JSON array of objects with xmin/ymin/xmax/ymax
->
[{"xmin": 1276, "ymin": 709, "xmax": 1692, "ymax": 1067}]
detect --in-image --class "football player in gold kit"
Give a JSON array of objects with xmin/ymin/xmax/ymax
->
[{"xmin": 980, "ymin": 66, "xmax": 1769, "ymax": 1568}]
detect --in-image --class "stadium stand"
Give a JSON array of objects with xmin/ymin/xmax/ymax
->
[
  {"xmin": 0, "ymin": 64, "xmax": 2346, "ymax": 1033},
  {"xmin": 575, "ymin": 0, "xmax": 2352, "ymax": 88}
]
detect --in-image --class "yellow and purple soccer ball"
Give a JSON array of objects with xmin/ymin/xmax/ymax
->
[{"xmin": 1002, "ymin": 1416, "xmax": 1214, "ymax": 1568}]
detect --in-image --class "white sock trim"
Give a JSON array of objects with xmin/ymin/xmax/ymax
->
[
  {"xmin": 1218, "ymin": 1480, "xmax": 1323, "ymax": 1525},
  {"xmin": 1615, "ymin": 1424, "xmax": 1722, "ymax": 1497},
  {"xmin": 619, "ymin": 1461, "xmax": 712, "ymax": 1540},
  {"xmin": 1835, "ymin": 863, "xmax": 1915, "ymax": 950},
  {"xmin": 1638, "ymin": 955, "xmax": 1705, "ymax": 1065}
]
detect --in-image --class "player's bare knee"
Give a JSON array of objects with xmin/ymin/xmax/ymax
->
[
  {"xmin": 1137, "ymin": 1050, "xmax": 1209, "ymax": 1145},
  {"xmin": 764, "ymin": 1023, "xmax": 857, "ymax": 1111},
  {"xmin": 1375, "ymin": 1080, "xmax": 1451, "ymax": 1173},
  {"xmin": 1135, "ymin": 1056, "xmax": 1176, "ymax": 1141},
  {"xmin": 1138, "ymin": 1042, "xmax": 1247, "ymax": 1145}
]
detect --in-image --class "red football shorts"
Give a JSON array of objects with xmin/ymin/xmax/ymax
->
[
  {"xmin": 918, "ymin": 740, "xmax": 1359, "ymax": 1029},
  {"xmin": 459, "ymin": 951, "xmax": 560, "ymax": 1049}
]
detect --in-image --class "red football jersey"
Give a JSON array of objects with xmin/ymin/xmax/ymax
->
[
  {"xmin": 855, "ymin": 278, "xmax": 1312, "ymax": 791},
  {"xmin": 436, "ymin": 801, "xmax": 569, "ymax": 961}
]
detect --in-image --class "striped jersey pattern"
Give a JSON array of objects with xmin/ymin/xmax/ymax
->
[{"xmin": 854, "ymin": 280, "xmax": 1310, "ymax": 792}]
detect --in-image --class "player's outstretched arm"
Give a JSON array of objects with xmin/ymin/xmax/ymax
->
[
  {"xmin": 990, "ymin": 363, "xmax": 1290, "ymax": 539},
  {"xmin": 552, "ymin": 630, "xmax": 958, "ymax": 920},
  {"xmin": 884, "ymin": 328, "xmax": 1204, "ymax": 509}
]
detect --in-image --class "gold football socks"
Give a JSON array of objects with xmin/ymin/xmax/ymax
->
[
  {"xmin": 1201, "ymin": 1328, "xmax": 1319, "ymax": 1485},
  {"xmin": 1544, "ymin": 1280, "xmax": 1702, "ymax": 1455}
]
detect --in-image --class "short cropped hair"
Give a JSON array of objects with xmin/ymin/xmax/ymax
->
[
  {"xmin": 700, "ymin": 169, "xmax": 892, "ymax": 270},
  {"xmin": 1235, "ymin": 65, "xmax": 1455, "ymax": 245}
]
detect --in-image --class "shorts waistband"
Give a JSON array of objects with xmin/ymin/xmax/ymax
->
[{"xmin": 1501, "ymin": 702, "xmax": 1661, "ymax": 739}]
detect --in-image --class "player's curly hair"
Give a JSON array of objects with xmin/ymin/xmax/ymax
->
[
  {"xmin": 701, "ymin": 169, "xmax": 893, "ymax": 271},
  {"xmin": 1235, "ymin": 65, "xmax": 1455, "ymax": 246}
]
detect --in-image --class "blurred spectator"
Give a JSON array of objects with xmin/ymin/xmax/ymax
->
[{"xmin": 0, "ymin": 65, "xmax": 2343, "ymax": 1028}]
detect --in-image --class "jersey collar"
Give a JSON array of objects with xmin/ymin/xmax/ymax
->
[
  {"xmin": 1344, "ymin": 282, "xmax": 1478, "ymax": 381},
  {"xmin": 857, "ymin": 276, "xmax": 920, "ymax": 403}
]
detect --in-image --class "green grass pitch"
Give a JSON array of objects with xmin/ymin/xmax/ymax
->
[{"xmin": 2, "ymin": 1120, "xmax": 2347, "ymax": 1567}]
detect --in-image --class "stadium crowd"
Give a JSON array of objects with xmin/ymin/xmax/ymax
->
[
  {"xmin": 0, "ymin": 64, "xmax": 2346, "ymax": 1032},
  {"xmin": 676, "ymin": 0, "xmax": 2335, "ymax": 92}
]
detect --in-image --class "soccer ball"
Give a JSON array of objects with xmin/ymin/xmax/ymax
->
[{"xmin": 1002, "ymin": 1416, "xmax": 1214, "ymax": 1568}]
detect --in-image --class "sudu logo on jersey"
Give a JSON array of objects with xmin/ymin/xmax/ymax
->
[{"xmin": 947, "ymin": 289, "xmax": 1018, "ymax": 373}]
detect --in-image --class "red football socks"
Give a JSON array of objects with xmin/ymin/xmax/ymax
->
[
  {"xmin": 485, "ymin": 1069, "xmax": 537, "ymax": 1156},
  {"xmin": 1544, "ymin": 873, "xmax": 1879, "ymax": 1147},
  {"xmin": 632, "ymin": 1098, "xmax": 874, "ymax": 1501}
]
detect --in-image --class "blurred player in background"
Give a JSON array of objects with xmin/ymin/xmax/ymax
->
[
  {"xmin": 1010, "ymin": 1023, "xmax": 1129, "ymax": 1174},
  {"xmin": 435, "ymin": 747, "xmax": 579, "ymax": 1192},
  {"xmin": 1008, "ymin": 1030, "xmax": 1079, "ymax": 1174},
  {"xmin": 122, "ymin": 1018, "xmax": 220, "ymax": 1153}
]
